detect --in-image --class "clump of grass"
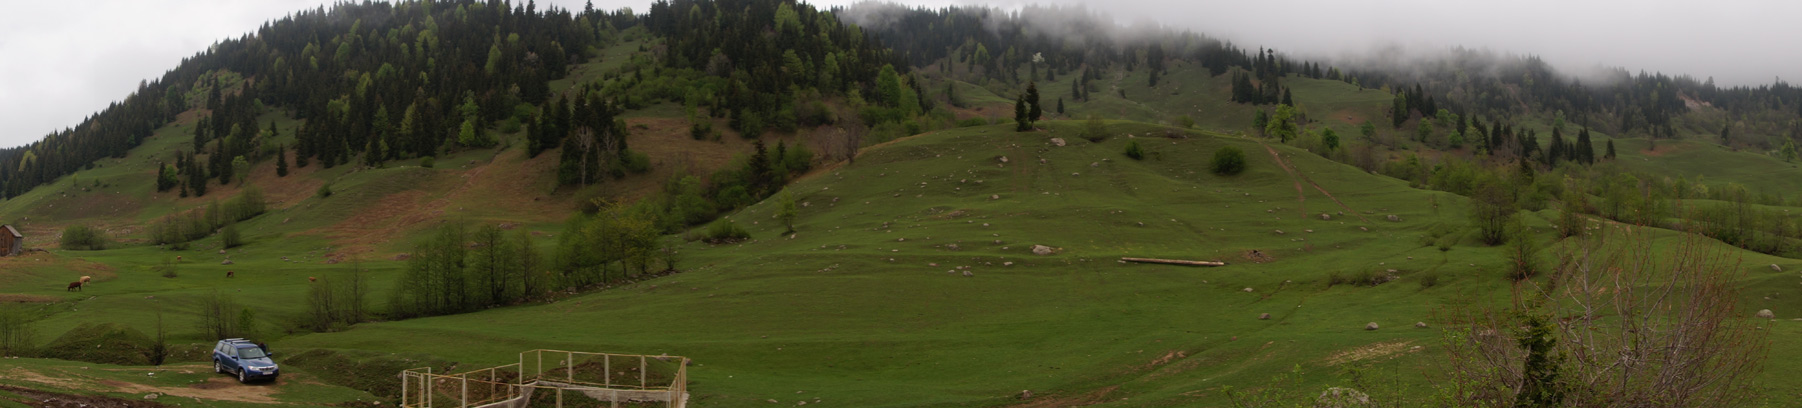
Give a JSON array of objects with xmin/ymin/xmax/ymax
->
[{"xmin": 1328, "ymin": 269, "xmax": 1399, "ymax": 288}]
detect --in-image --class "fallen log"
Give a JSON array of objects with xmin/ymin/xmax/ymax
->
[{"xmin": 1121, "ymin": 257, "xmax": 1227, "ymax": 267}]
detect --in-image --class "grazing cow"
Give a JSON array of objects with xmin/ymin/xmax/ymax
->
[
  {"xmin": 176, "ymin": 256, "xmax": 183, "ymax": 262},
  {"xmin": 226, "ymin": 271, "xmax": 235, "ymax": 278},
  {"xmin": 308, "ymin": 276, "xmax": 317, "ymax": 283},
  {"xmin": 66, "ymin": 281, "xmax": 82, "ymax": 291}
]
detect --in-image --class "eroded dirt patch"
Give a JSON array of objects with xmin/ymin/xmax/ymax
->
[{"xmin": 1322, "ymin": 340, "xmax": 1417, "ymax": 366}]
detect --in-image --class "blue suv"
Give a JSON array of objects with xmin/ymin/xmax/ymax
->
[{"xmin": 212, "ymin": 338, "xmax": 279, "ymax": 383}]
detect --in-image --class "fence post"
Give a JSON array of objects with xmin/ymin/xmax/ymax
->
[
  {"xmin": 604, "ymin": 354, "xmax": 611, "ymax": 387},
  {"xmin": 402, "ymin": 372, "xmax": 409, "ymax": 408},
  {"xmin": 566, "ymin": 351, "xmax": 574, "ymax": 382},
  {"xmin": 640, "ymin": 356, "xmax": 646, "ymax": 389},
  {"xmin": 461, "ymin": 375, "xmax": 468, "ymax": 408}
]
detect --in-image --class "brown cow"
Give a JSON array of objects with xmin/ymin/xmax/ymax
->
[
  {"xmin": 66, "ymin": 281, "xmax": 82, "ymax": 291},
  {"xmin": 308, "ymin": 276, "xmax": 317, "ymax": 283},
  {"xmin": 226, "ymin": 271, "xmax": 235, "ymax": 278}
]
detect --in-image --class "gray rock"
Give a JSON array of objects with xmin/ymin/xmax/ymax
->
[
  {"xmin": 1320, "ymin": 213, "xmax": 1332, "ymax": 220},
  {"xmin": 1259, "ymin": 313, "xmax": 1271, "ymax": 320},
  {"xmin": 1386, "ymin": 215, "xmax": 1401, "ymax": 222},
  {"xmin": 1773, "ymin": 264, "xmax": 1784, "ymax": 272},
  {"xmin": 1049, "ymin": 138, "xmax": 1066, "ymax": 147},
  {"xmin": 1757, "ymin": 309, "xmax": 1775, "ymax": 319},
  {"xmin": 1365, "ymin": 322, "xmax": 1380, "ymax": 331},
  {"xmin": 1315, "ymin": 387, "xmax": 1371, "ymax": 407},
  {"xmin": 1032, "ymin": 245, "xmax": 1056, "ymax": 256},
  {"xmin": 221, "ymin": 259, "xmax": 234, "ymax": 265},
  {"xmin": 1415, "ymin": 322, "xmax": 1428, "ymax": 329}
]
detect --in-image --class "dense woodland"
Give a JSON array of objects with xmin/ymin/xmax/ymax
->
[{"xmin": 0, "ymin": 0, "xmax": 894, "ymax": 201}]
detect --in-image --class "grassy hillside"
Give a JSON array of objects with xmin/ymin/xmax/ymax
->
[{"xmin": 10, "ymin": 45, "xmax": 1802, "ymax": 405}]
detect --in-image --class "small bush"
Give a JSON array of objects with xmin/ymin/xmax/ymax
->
[
  {"xmin": 1418, "ymin": 272, "xmax": 1441, "ymax": 289},
  {"xmin": 704, "ymin": 221, "xmax": 751, "ymax": 244},
  {"xmin": 1177, "ymin": 115, "xmax": 1195, "ymax": 129},
  {"xmin": 420, "ymin": 156, "xmax": 436, "ymax": 168},
  {"xmin": 1211, "ymin": 146, "xmax": 1247, "ymax": 176},
  {"xmin": 621, "ymin": 149, "xmax": 652, "ymax": 174},
  {"xmin": 1081, "ymin": 115, "xmax": 1109, "ymax": 142},
  {"xmin": 221, "ymin": 223, "xmax": 243, "ymax": 249},
  {"xmin": 1124, "ymin": 140, "xmax": 1145, "ymax": 160},
  {"xmin": 60, "ymin": 225, "xmax": 106, "ymax": 251},
  {"xmin": 499, "ymin": 117, "xmax": 523, "ymax": 134},
  {"xmin": 316, "ymin": 183, "xmax": 334, "ymax": 198}
]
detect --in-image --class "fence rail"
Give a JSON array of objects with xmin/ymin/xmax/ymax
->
[{"xmin": 401, "ymin": 350, "xmax": 688, "ymax": 408}]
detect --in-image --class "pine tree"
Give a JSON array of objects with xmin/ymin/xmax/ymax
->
[
  {"xmin": 1606, "ymin": 140, "xmax": 1617, "ymax": 159},
  {"xmin": 276, "ymin": 144, "xmax": 289, "ymax": 177},
  {"xmin": 1576, "ymin": 128, "xmax": 1594, "ymax": 164},
  {"xmin": 1281, "ymin": 88, "xmax": 1293, "ymax": 106},
  {"xmin": 1057, "ymin": 98, "xmax": 1065, "ymax": 115},
  {"xmin": 1026, "ymin": 82, "xmax": 1042, "ymax": 123},
  {"xmin": 1720, "ymin": 123, "xmax": 1732, "ymax": 146}
]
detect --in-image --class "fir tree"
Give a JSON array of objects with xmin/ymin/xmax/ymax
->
[
  {"xmin": 276, "ymin": 144, "xmax": 289, "ymax": 177},
  {"xmin": 1026, "ymin": 82, "xmax": 1042, "ymax": 123}
]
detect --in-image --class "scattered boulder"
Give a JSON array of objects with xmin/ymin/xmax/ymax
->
[
  {"xmin": 946, "ymin": 244, "xmax": 960, "ymax": 250},
  {"xmin": 144, "ymin": 394, "xmax": 160, "ymax": 400},
  {"xmin": 1365, "ymin": 322, "xmax": 1380, "ymax": 331},
  {"xmin": 1415, "ymin": 322, "xmax": 1428, "ymax": 329},
  {"xmin": 1320, "ymin": 213, "xmax": 1332, "ymax": 220},
  {"xmin": 962, "ymin": 270, "xmax": 974, "ymax": 277},
  {"xmin": 1258, "ymin": 313, "xmax": 1271, "ymax": 320},
  {"xmin": 221, "ymin": 259, "xmax": 234, "ymax": 265},
  {"xmin": 991, "ymin": 194, "xmax": 1000, "ymax": 200},
  {"xmin": 1315, "ymin": 387, "xmax": 1371, "ymax": 408},
  {"xmin": 1032, "ymin": 245, "xmax": 1056, "ymax": 256},
  {"xmin": 218, "ymin": 250, "xmax": 227, "ymax": 255},
  {"xmin": 999, "ymin": 156, "xmax": 1010, "ymax": 163},
  {"xmin": 1242, "ymin": 287, "xmax": 1254, "ymax": 293},
  {"xmin": 1386, "ymin": 215, "xmax": 1401, "ymax": 222},
  {"xmin": 1018, "ymin": 390, "xmax": 1034, "ymax": 400},
  {"xmin": 1773, "ymin": 264, "xmax": 1784, "ymax": 272},
  {"xmin": 1050, "ymin": 138, "xmax": 1066, "ymax": 147},
  {"xmin": 1274, "ymin": 230, "xmax": 1285, "ymax": 235},
  {"xmin": 1756, "ymin": 309, "xmax": 1775, "ymax": 319}
]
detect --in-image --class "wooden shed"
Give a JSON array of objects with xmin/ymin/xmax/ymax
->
[{"xmin": 1, "ymin": 225, "xmax": 21, "ymax": 256}]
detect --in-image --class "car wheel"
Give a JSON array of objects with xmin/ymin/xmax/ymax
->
[
  {"xmin": 214, "ymin": 360, "xmax": 224, "ymax": 374},
  {"xmin": 239, "ymin": 368, "xmax": 249, "ymax": 383}
]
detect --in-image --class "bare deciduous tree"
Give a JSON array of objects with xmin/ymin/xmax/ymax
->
[{"xmin": 1443, "ymin": 226, "xmax": 1767, "ymax": 407}]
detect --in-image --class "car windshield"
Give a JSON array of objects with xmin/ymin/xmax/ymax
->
[{"xmin": 237, "ymin": 347, "xmax": 267, "ymax": 359}]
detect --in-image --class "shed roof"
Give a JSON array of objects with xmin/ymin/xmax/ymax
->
[{"xmin": 2, "ymin": 225, "xmax": 19, "ymax": 238}]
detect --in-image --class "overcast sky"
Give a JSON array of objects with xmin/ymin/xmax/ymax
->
[{"xmin": 3, "ymin": 0, "xmax": 1799, "ymax": 148}]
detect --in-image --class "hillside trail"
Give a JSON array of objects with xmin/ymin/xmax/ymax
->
[{"xmin": 1259, "ymin": 143, "xmax": 1371, "ymax": 224}]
